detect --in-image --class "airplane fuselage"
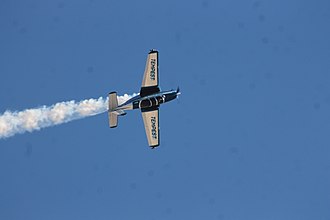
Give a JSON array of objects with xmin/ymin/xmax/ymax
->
[{"xmin": 113, "ymin": 89, "xmax": 179, "ymax": 112}]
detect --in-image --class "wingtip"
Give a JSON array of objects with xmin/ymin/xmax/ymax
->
[
  {"xmin": 149, "ymin": 49, "xmax": 158, "ymax": 54},
  {"xmin": 150, "ymin": 144, "xmax": 160, "ymax": 149}
]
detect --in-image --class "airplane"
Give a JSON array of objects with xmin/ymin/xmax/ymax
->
[{"xmin": 108, "ymin": 49, "xmax": 180, "ymax": 148}]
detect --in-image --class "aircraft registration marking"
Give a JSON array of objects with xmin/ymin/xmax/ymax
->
[
  {"xmin": 151, "ymin": 116, "xmax": 157, "ymax": 139},
  {"xmin": 150, "ymin": 59, "xmax": 156, "ymax": 81}
]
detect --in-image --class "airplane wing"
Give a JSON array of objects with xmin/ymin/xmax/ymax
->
[
  {"xmin": 141, "ymin": 107, "xmax": 160, "ymax": 147},
  {"xmin": 140, "ymin": 50, "xmax": 160, "ymax": 97}
]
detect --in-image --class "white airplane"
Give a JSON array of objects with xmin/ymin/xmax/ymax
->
[{"xmin": 108, "ymin": 49, "xmax": 180, "ymax": 148}]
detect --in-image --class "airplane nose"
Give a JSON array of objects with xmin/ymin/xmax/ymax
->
[{"xmin": 176, "ymin": 86, "xmax": 181, "ymax": 95}]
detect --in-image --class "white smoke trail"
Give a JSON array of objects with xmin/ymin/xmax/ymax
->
[{"xmin": 0, "ymin": 93, "xmax": 137, "ymax": 139}]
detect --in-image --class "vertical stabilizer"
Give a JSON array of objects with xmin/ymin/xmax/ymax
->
[{"xmin": 108, "ymin": 92, "xmax": 118, "ymax": 128}]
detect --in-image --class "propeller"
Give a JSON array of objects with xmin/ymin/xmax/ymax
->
[
  {"xmin": 176, "ymin": 86, "xmax": 181, "ymax": 104},
  {"xmin": 176, "ymin": 86, "xmax": 181, "ymax": 95}
]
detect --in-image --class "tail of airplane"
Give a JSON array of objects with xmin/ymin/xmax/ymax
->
[{"xmin": 108, "ymin": 92, "xmax": 118, "ymax": 128}]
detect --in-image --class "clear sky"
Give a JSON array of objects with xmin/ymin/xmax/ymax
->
[{"xmin": 1, "ymin": 0, "xmax": 330, "ymax": 219}]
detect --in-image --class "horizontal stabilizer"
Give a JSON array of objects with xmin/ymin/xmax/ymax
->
[
  {"xmin": 108, "ymin": 92, "xmax": 119, "ymax": 128},
  {"xmin": 109, "ymin": 112, "xmax": 118, "ymax": 128},
  {"xmin": 108, "ymin": 92, "xmax": 118, "ymax": 111}
]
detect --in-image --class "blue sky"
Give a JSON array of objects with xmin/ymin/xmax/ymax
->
[{"xmin": 1, "ymin": 0, "xmax": 330, "ymax": 219}]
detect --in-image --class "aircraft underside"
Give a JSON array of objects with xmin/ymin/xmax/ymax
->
[{"xmin": 108, "ymin": 50, "xmax": 180, "ymax": 148}]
